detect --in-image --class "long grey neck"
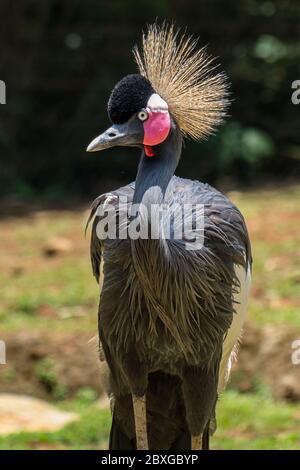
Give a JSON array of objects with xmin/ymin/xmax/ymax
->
[
  {"xmin": 133, "ymin": 125, "xmax": 182, "ymax": 206},
  {"xmin": 130, "ymin": 125, "xmax": 182, "ymax": 294}
]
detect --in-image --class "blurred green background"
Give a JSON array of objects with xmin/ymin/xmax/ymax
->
[
  {"xmin": 1, "ymin": 0, "xmax": 300, "ymax": 199},
  {"xmin": 0, "ymin": 0, "xmax": 300, "ymax": 451}
]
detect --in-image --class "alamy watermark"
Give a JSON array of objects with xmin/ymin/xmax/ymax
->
[
  {"xmin": 95, "ymin": 194, "xmax": 205, "ymax": 251},
  {"xmin": 291, "ymin": 340, "xmax": 300, "ymax": 365},
  {"xmin": 0, "ymin": 80, "xmax": 6, "ymax": 104},
  {"xmin": 0, "ymin": 340, "xmax": 6, "ymax": 364},
  {"xmin": 291, "ymin": 80, "xmax": 300, "ymax": 105}
]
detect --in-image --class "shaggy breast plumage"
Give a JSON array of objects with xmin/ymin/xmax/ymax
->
[{"xmin": 88, "ymin": 176, "xmax": 251, "ymax": 372}]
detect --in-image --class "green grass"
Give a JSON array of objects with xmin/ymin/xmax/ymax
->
[
  {"xmin": 214, "ymin": 390, "xmax": 300, "ymax": 450},
  {"xmin": 0, "ymin": 390, "xmax": 299, "ymax": 450},
  {"xmin": 228, "ymin": 185, "xmax": 300, "ymax": 327},
  {"xmin": 0, "ymin": 210, "xmax": 99, "ymax": 333},
  {"xmin": 0, "ymin": 404, "xmax": 111, "ymax": 450}
]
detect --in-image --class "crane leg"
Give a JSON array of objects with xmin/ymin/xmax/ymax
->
[
  {"xmin": 191, "ymin": 434, "xmax": 203, "ymax": 450},
  {"xmin": 191, "ymin": 419, "xmax": 210, "ymax": 449},
  {"xmin": 132, "ymin": 394, "xmax": 149, "ymax": 450},
  {"xmin": 202, "ymin": 424, "xmax": 210, "ymax": 450}
]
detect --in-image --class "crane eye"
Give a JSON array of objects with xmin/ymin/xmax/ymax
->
[{"xmin": 138, "ymin": 110, "xmax": 149, "ymax": 121}]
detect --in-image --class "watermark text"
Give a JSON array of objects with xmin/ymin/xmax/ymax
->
[{"xmin": 0, "ymin": 80, "xmax": 6, "ymax": 104}]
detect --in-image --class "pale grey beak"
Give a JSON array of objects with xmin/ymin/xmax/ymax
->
[{"xmin": 86, "ymin": 120, "xmax": 143, "ymax": 152}]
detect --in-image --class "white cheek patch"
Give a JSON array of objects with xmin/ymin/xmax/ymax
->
[{"xmin": 147, "ymin": 93, "xmax": 168, "ymax": 113}]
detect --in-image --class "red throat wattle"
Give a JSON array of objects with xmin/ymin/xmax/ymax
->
[
  {"xmin": 144, "ymin": 145, "xmax": 155, "ymax": 157},
  {"xmin": 143, "ymin": 111, "xmax": 171, "ymax": 157}
]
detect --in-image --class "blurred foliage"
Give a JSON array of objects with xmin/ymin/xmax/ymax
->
[
  {"xmin": 35, "ymin": 358, "xmax": 67, "ymax": 400},
  {"xmin": 0, "ymin": 0, "xmax": 300, "ymax": 198}
]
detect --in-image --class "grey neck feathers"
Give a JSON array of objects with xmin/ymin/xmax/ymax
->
[
  {"xmin": 130, "ymin": 126, "xmax": 184, "ymax": 342},
  {"xmin": 133, "ymin": 124, "xmax": 182, "ymax": 207}
]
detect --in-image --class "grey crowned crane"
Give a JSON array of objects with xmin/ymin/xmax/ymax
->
[{"xmin": 86, "ymin": 24, "xmax": 252, "ymax": 450}]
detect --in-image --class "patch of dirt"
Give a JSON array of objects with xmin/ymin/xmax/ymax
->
[
  {"xmin": 231, "ymin": 323, "xmax": 300, "ymax": 402},
  {"xmin": 1, "ymin": 325, "xmax": 300, "ymax": 403},
  {"xmin": 42, "ymin": 237, "xmax": 73, "ymax": 257},
  {"xmin": 0, "ymin": 331, "xmax": 103, "ymax": 399}
]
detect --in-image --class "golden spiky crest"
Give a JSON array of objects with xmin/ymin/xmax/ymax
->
[{"xmin": 133, "ymin": 23, "xmax": 229, "ymax": 140}]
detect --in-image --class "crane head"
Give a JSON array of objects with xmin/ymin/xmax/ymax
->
[
  {"xmin": 87, "ymin": 23, "xmax": 229, "ymax": 157},
  {"xmin": 86, "ymin": 74, "xmax": 172, "ymax": 157}
]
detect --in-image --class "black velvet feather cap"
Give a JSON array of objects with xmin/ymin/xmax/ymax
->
[{"xmin": 107, "ymin": 74, "xmax": 154, "ymax": 124}]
